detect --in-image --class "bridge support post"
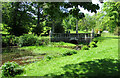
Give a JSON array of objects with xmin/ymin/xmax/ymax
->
[
  {"xmin": 90, "ymin": 29, "xmax": 94, "ymax": 42},
  {"xmin": 49, "ymin": 30, "xmax": 52, "ymax": 42},
  {"xmin": 76, "ymin": 19, "xmax": 78, "ymax": 34},
  {"xmin": 85, "ymin": 34, "xmax": 87, "ymax": 42}
]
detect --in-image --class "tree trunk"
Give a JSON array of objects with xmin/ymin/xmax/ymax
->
[
  {"xmin": 52, "ymin": 20, "xmax": 55, "ymax": 33},
  {"xmin": 37, "ymin": 4, "xmax": 40, "ymax": 27},
  {"xmin": 76, "ymin": 19, "xmax": 78, "ymax": 34}
]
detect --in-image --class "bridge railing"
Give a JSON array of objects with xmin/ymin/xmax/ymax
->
[
  {"xmin": 50, "ymin": 33, "xmax": 94, "ymax": 43},
  {"xmin": 51, "ymin": 33, "xmax": 93, "ymax": 38}
]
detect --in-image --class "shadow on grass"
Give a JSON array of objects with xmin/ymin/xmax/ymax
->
[{"xmin": 45, "ymin": 59, "xmax": 120, "ymax": 78}]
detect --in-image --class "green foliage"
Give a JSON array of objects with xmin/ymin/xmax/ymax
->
[
  {"xmin": 89, "ymin": 41, "xmax": 97, "ymax": 48},
  {"xmin": 2, "ymin": 2, "xmax": 33, "ymax": 36},
  {"xmin": 2, "ymin": 2, "xmax": 100, "ymax": 36},
  {"xmin": 32, "ymin": 24, "xmax": 44, "ymax": 36},
  {"xmin": 63, "ymin": 51, "xmax": 77, "ymax": 56},
  {"xmin": 78, "ymin": 14, "xmax": 96, "ymax": 31},
  {"xmin": 18, "ymin": 34, "xmax": 38, "ymax": 47},
  {"xmin": 39, "ymin": 37, "xmax": 50, "ymax": 45},
  {"xmin": 14, "ymin": 34, "xmax": 118, "ymax": 77},
  {"xmin": 81, "ymin": 45, "xmax": 89, "ymax": 50},
  {"xmin": 2, "ymin": 34, "xmax": 49, "ymax": 47},
  {"xmin": 45, "ymin": 55, "xmax": 53, "ymax": 61},
  {"xmin": 62, "ymin": 15, "xmax": 77, "ymax": 31},
  {"xmin": 95, "ymin": 1, "xmax": 120, "ymax": 33},
  {"xmin": 2, "ymin": 35, "xmax": 18, "ymax": 47},
  {"xmin": 1, "ymin": 61, "xmax": 24, "ymax": 77},
  {"xmin": 54, "ymin": 22, "xmax": 65, "ymax": 33},
  {"xmin": 114, "ymin": 27, "xmax": 120, "ymax": 35},
  {"xmin": 92, "ymin": 38, "xmax": 98, "ymax": 43},
  {"xmin": 18, "ymin": 34, "xmax": 50, "ymax": 47}
]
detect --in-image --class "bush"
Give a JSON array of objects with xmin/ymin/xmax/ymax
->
[
  {"xmin": 36, "ymin": 37, "xmax": 50, "ymax": 46},
  {"xmin": 114, "ymin": 27, "xmax": 120, "ymax": 36},
  {"xmin": 89, "ymin": 41, "xmax": 97, "ymax": 48},
  {"xmin": 2, "ymin": 35, "xmax": 18, "ymax": 47},
  {"xmin": 40, "ymin": 37, "xmax": 50, "ymax": 45},
  {"xmin": 81, "ymin": 45, "xmax": 89, "ymax": 50},
  {"xmin": 63, "ymin": 51, "xmax": 77, "ymax": 56},
  {"xmin": 54, "ymin": 22, "xmax": 65, "ymax": 33},
  {"xmin": 32, "ymin": 24, "xmax": 43, "ymax": 36},
  {"xmin": 18, "ymin": 34, "xmax": 38, "ymax": 47},
  {"xmin": 45, "ymin": 55, "xmax": 53, "ymax": 61},
  {"xmin": 18, "ymin": 34, "xmax": 50, "ymax": 47},
  {"xmin": 93, "ymin": 38, "xmax": 98, "ymax": 43},
  {"xmin": 1, "ymin": 61, "xmax": 24, "ymax": 77}
]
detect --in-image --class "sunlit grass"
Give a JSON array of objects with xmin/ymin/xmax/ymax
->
[
  {"xmin": 1, "ymin": 32, "xmax": 119, "ymax": 77},
  {"xmin": 49, "ymin": 42, "xmax": 76, "ymax": 46},
  {"xmin": 17, "ymin": 33, "xmax": 118, "ymax": 77},
  {"xmin": 70, "ymin": 30, "xmax": 91, "ymax": 33}
]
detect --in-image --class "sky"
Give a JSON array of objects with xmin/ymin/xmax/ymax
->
[{"xmin": 79, "ymin": 0, "xmax": 103, "ymax": 16}]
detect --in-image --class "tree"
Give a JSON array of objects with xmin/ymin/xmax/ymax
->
[
  {"xmin": 78, "ymin": 14, "xmax": 96, "ymax": 31},
  {"xmin": 62, "ymin": 15, "xmax": 76, "ymax": 32},
  {"xmin": 2, "ymin": 1, "xmax": 101, "ymax": 36},
  {"xmin": 2, "ymin": 2, "xmax": 33, "ymax": 36},
  {"xmin": 43, "ymin": 2, "xmax": 66, "ymax": 34},
  {"xmin": 30, "ymin": 2, "xmax": 45, "ymax": 36},
  {"xmin": 44, "ymin": 2, "xmax": 100, "ymax": 33},
  {"xmin": 64, "ymin": 2, "xmax": 99, "ymax": 33},
  {"xmin": 96, "ymin": 1, "xmax": 120, "ymax": 33}
]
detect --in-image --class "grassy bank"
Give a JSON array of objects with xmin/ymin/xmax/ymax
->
[{"xmin": 16, "ymin": 34, "xmax": 119, "ymax": 77}]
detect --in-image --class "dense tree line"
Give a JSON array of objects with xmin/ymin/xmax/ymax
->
[
  {"xmin": 94, "ymin": 1, "xmax": 120, "ymax": 34},
  {"xmin": 2, "ymin": 1, "xmax": 101, "ymax": 36}
]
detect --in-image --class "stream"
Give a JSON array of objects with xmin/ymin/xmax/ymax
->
[{"xmin": 2, "ymin": 47, "xmax": 45, "ymax": 66}]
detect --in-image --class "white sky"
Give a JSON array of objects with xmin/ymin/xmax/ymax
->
[{"xmin": 79, "ymin": 0, "xmax": 103, "ymax": 16}]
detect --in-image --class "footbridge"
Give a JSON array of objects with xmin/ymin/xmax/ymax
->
[{"xmin": 50, "ymin": 33, "xmax": 94, "ymax": 44}]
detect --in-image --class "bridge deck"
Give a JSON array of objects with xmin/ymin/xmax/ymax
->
[{"xmin": 50, "ymin": 33, "xmax": 94, "ymax": 44}]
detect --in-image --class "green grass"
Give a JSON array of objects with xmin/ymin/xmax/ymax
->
[
  {"xmin": 70, "ymin": 30, "xmax": 90, "ymax": 33},
  {"xmin": 1, "ymin": 32, "xmax": 119, "ymax": 77},
  {"xmin": 16, "ymin": 33, "xmax": 119, "ymax": 77},
  {"xmin": 101, "ymin": 32, "xmax": 118, "ymax": 37},
  {"xmin": 20, "ymin": 45, "xmax": 75, "ymax": 57},
  {"xmin": 49, "ymin": 42, "xmax": 76, "ymax": 47}
]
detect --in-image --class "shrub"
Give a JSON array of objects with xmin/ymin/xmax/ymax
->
[
  {"xmin": 18, "ymin": 34, "xmax": 38, "ymax": 47},
  {"xmin": 18, "ymin": 34, "xmax": 50, "ymax": 47},
  {"xmin": 32, "ymin": 24, "xmax": 43, "ymax": 36},
  {"xmin": 81, "ymin": 45, "xmax": 89, "ymax": 50},
  {"xmin": 40, "ymin": 37, "xmax": 50, "ymax": 45},
  {"xmin": 93, "ymin": 38, "xmax": 98, "ymax": 43},
  {"xmin": 14, "ymin": 37, "xmax": 19, "ymax": 45},
  {"xmin": 2, "ymin": 35, "xmax": 18, "ymax": 47},
  {"xmin": 89, "ymin": 41, "xmax": 97, "ymax": 48},
  {"xmin": 1, "ymin": 61, "xmax": 24, "ymax": 77},
  {"xmin": 63, "ymin": 51, "xmax": 77, "ymax": 56},
  {"xmin": 45, "ymin": 55, "xmax": 53, "ymax": 61},
  {"xmin": 114, "ymin": 27, "xmax": 120, "ymax": 36},
  {"xmin": 35, "ymin": 37, "xmax": 50, "ymax": 46},
  {"xmin": 54, "ymin": 22, "xmax": 65, "ymax": 33}
]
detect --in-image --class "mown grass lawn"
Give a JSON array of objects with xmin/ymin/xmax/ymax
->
[
  {"xmin": 70, "ymin": 30, "xmax": 90, "ymax": 33},
  {"xmin": 16, "ymin": 34, "xmax": 119, "ymax": 77}
]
